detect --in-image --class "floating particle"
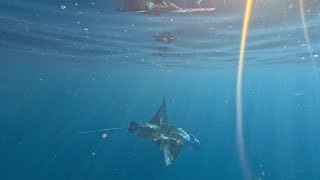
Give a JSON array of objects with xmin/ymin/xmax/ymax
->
[
  {"xmin": 314, "ymin": 54, "xmax": 318, "ymax": 58},
  {"xmin": 61, "ymin": 5, "xmax": 66, "ymax": 10},
  {"xmin": 293, "ymin": 91, "xmax": 304, "ymax": 96},
  {"xmin": 102, "ymin": 133, "xmax": 107, "ymax": 139},
  {"xmin": 92, "ymin": 152, "xmax": 96, "ymax": 156}
]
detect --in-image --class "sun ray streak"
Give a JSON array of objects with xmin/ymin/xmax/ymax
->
[
  {"xmin": 236, "ymin": 0, "xmax": 254, "ymax": 179},
  {"xmin": 299, "ymin": 0, "xmax": 314, "ymax": 62},
  {"xmin": 299, "ymin": 0, "xmax": 319, "ymax": 81}
]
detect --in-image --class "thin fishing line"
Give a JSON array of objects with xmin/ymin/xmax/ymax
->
[{"xmin": 79, "ymin": 128, "xmax": 126, "ymax": 135}]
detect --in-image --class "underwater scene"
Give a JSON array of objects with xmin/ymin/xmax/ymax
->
[{"xmin": 1, "ymin": 0, "xmax": 320, "ymax": 179}]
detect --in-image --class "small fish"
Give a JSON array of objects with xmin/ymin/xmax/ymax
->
[{"xmin": 154, "ymin": 32, "xmax": 174, "ymax": 44}]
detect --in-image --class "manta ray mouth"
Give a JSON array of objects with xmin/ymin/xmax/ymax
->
[{"xmin": 128, "ymin": 121, "xmax": 140, "ymax": 133}]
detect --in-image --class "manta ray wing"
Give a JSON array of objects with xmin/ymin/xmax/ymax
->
[
  {"xmin": 149, "ymin": 97, "xmax": 168, "ymax": 127},
  {"xmin": 157, "ymin": 139, "xmax": 183, "ymax": 166}
]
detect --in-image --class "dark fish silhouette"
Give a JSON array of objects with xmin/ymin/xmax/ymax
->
[
  {"xmin": 154, "ymin": 32, "xmax": 174, "ymax": 44},
  {"xmin": 128, "ymin": 97, "xmax": 200, "ymax": 166}
]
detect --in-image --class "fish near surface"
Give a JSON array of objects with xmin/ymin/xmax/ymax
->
[{"xmin": 154, "ymin": 32, "xmax": 174, "ymax": 44}]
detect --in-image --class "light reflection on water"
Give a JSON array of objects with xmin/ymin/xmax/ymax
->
[{"xmin": 0, "ymin": 0, "xmax": 319, "ymax": 69}]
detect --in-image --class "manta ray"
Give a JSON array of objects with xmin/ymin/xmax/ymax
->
[{"xmin": 128, "ymin": 97, "xmax": 200, "ymax": 166}]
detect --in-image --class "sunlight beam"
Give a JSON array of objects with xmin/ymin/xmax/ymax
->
[
  {"xmin": 236, "ymin": 0, "xmax": 254, "ymax": 180},
  {"xmin": 299, "ymin": 0, "xmax": 314, "ymax": 62}
]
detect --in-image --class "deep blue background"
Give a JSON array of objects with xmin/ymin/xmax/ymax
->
[{"xmin": 1, "ymin": 0, "xmax": 320, "ymax": 179}]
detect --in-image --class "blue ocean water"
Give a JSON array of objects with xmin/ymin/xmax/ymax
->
[{"xmin": 1, "ymin": 0, "xmax": 320, "ymax": 179}]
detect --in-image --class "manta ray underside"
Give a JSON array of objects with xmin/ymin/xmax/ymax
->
[{"xmin": 128, "ymin": 97, "xmax": 200, "ymax": 166}]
